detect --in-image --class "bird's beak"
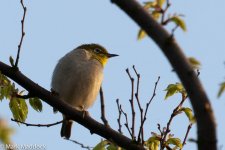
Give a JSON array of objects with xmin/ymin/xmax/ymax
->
[{"xmin": 107, "ymin": 53, "xmax": 119, "ymax": 58}]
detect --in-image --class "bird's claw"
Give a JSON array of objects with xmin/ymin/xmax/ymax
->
[{"xmin": 82, "ymin": 110, "xmax": 90, "ymax": 118}]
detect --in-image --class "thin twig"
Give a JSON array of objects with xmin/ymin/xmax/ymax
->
[
  {"xmin": 126, "ymin": 68, "xmax": 136, "ymax": 140},
  {"xmin": 197, "ymin": 69, "xmax": 200, "ymax": 77},
  {"xmin": 132, "ymin": 66, "xmax": 144, "ymax": 144},
  {"xmin": 160, "ymin": 93, "xmax": 187, "ymax": 150},
  {"xmin": 143, "ymin": 76, "xmax": 160, "ymax": 121},
  {"xmin": 132, "ymin": 65, "xmax": 140, "ymax": 97},
  {"xmin": 120, "ymin": 104, "xmax": 133, "ymax": 138},
  {"xmin": 182, "ymin": 123, "xmax": 193, "ymax": 147},
  {"xmin": 67, "ymin": 139, "xmax": 93, "ymax": 150},
  {"xmin": 157, "ymin": 123, "xmax": 163, "ymax": 137},
  {"xmin": 170, "ymin": 25, "xmax": 179, "ymax": 38},
  {"xmin": 138, "ymin": 77, "xmax": 160, "ymax": 143},
  {"xmin": 16, "ymin": 92, "xmax": 34, "ymax": 99},
  {"xmin": 15, "ymin": 0, "xmax": 27, "ymax": 68},
  {"xmin": 11, "ymin": 118, "xmax": 63, "ymax": 127},
  {"xmin": 161, "ymin": 0, "xmax": 171, "ymax": 25},
  {"xmin": 116, "ymin": 99, "xmax": 123, "ymax": 134},
  {"xmin": 100, "ymin": 86, "xmax": 109, "ymax": 127},
  {"xmin": 136, "ymin": 94, "xmax": 144, "ymax": 144}
]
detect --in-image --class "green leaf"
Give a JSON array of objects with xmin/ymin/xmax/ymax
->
[
  {"xmin": 143, "ymin": 1, "xmax": 157, "ymax": 9},
  {"xmin": 164, "ymin": 83, "xmax": 184, "ymax": 99},
  {"xmin": 152, "ymin": 11, "xmax": 161, "ymax": 20},
  {"xmin": 9, "ymin": 98, "xmax": 28, "ymax": 122},
  {"xmin": 145, "ymin": 136, "xmax": 160, "ymax": 150},
  {"xmin": 29, "ymin": 97, "xmax": 42, "ymax": 112},
  {"xmin": 0, "ymin": 73, "xmax": 18, "ymax": 101},
  {"xmin": 107, "ymin": 144, "xmax": 117, "ymax": 150},
  {"xmin": 170, "ymin": 16, "xmax": 187, "ymax": 31},
  {"xmin": 137, "ymin": 29, "xmax": 147, "ymax": 40},
  {"xmin": 9, "ymin": 56, "xmax": 15, "ymax": 67},
  {"xmin": 188, "ymin": 57, "xmax": 201, "ymax": 69},
  {"xmin": 107, "ymin": 143, "xmax": 123, "ymax": 150},
  {"xmin": 157, "ymin": 0, "xmax": 165, "ymax": 7},
  {"xmin": 166, "ymin": 138, "xmax": 182, "ymax": 149},
  {"xmin": 93, "ymin": 140, "xmax": 109, "ymax": 150},
  {"xmin": 218, "ymin": 82, "xmax": 225, "ymax": 98},
  {"xmin": 180, "ymin": 107, "xmax": 196, "ymax": 123}
]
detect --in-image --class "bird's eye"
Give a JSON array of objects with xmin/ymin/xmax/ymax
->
[{"xmin": 94, "ymin": 48, "xmax": 101, "ymax": 54}]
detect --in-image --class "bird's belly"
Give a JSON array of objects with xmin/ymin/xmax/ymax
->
[{"xmin": 64, "ymin": 63, "xmax": 103, "ymax": 110}]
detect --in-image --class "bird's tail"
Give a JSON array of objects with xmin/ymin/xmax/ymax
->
[{"xmin": 61, "ymin": 118, "xmax": 73, "ymax": 139}]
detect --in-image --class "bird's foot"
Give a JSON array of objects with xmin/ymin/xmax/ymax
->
[
  {"xmin": 50, "ymin": 89, "xmax": 60, "ymax": 113},
  {"xmin": 82, "ymin": 110, "xmax": 90, "ymax": 118}
]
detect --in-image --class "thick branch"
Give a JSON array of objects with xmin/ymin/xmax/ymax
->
[
  {"xmin": 111, "ymin": 0, "xmax": 217, "ymax": 149},
  {"xmin": 0, "ymin": 62, "xmax": 144, "ymax": 150}
]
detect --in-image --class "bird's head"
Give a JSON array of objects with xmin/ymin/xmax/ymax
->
[{"xmin": 77, "ymin": 44, "xmax": 118, "ymax": 66}]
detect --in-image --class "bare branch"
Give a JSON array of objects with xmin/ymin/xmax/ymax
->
[
  {"xmin": 67, "ymin": 139, "xmax": 93, "ymax": 150},
  {"xmin": 171, "ymin": 25, "xmax": 179, "ymax": 38},
  {"xmin": 126, "ymin": 68, "xmax": 136, "ymax": 140},
  {"xmin": 11, "ymin": 118, "xmax": 63, "ymax": 127},
  {"xmin": 161, "ymin": 0, "xmax": 171, "ymax": 25},
  {"xmin": 15, "ymin": 0, "xmax": 27, "ymax": 68},
  {"xmin": 157, "ymin": 123, "xmax": 163, "ymax": 137},
  {"xmin": 132, "ymin": 65, "xmax": 140, "ymax": 96},
  {"xmin": 120, "ymin": 104, "xmax": 133, "ymax": 138},
  {"xmin": 143, "ymin": 76, "xmax": 160, "ymax": 121},
  {"xmin": 139, "ymin": 77, "xmax": 160, "ymax": 143},
  {"xmin": 182, "ymin": 123, "xmax": 193, "ymax": 147},
  {"xmin": 100, "ymin": 86, "xmax": 109, "ymax": 127},
  {"xmin": 132, "ymin": 66, "xmax": 144, "ymax": 144},
  {"xmin": 116, "ymin": 99, "xmax": 123, "ymax": 134}
]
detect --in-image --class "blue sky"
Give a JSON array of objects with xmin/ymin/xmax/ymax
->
[{"xmin": 0, "ymin": 0, "xmax": 225, "ymax": 149}]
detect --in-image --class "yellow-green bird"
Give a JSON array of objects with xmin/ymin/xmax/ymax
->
[{"xmin": 51, "ymin": 43, "xmax": 118, "ymax": 139}]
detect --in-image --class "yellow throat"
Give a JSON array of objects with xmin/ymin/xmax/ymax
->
[{"xmin": 76, "ymin": 44, "xmax": 118, "ymax": 66}]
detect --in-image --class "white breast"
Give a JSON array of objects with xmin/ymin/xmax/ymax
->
[{"xmin": 51, "ymin": 49, "xmax": 103, "ymax": 110}]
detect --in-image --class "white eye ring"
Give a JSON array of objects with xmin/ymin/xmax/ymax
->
[{"xmin": 94, "ymin": 48, "xmax": 101, "ymax": 54}]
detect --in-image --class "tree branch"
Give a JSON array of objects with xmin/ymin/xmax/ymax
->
[
  {"xmin": 132, "ymin": 66, "xmax": 144, "ymax": 145},
  {"xmin": 120, "ymin": 102, "xmax": 133, "ymax": 138},
  {"xmin": 100, "ymin": 86, "xmax": 109, "ymax": 127},
  {"xmin": 111, "ymin": 0, "xmax": 217, "ymax": 149},
  {"xmin": 11, "ymin": 118, "xmax": 63, "ymax": 127},
  {"xmin": 116, "ymin": 99, "xmax": 123, "ymax": 134},
  {"xmin": 126, "ymin": 68, "xmax": 136, "ymax": 140},
  {"xmin": 182, "ymin": 123, "xmax": 193, "ymax": 147},
  {"xmin": 0, "ymin": 62, "xmax": 145, "ymax": 150},
  {"xmin": 15, "ymin": 0, "xmax": 27, "ymax": 68},
  {"xmin": 67, "ymin": 139, "xmax": 93, "ymax": 150}
]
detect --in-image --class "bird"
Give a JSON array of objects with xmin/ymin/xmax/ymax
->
[{"xmin": 51, "ymin": 43, "xmax": 118, "ymax": 139}]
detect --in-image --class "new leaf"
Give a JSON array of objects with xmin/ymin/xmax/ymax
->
[
  {"xmin": 170, "ymin": 16, "xmax": 187, "ymax": 31},
  {"xmin": 9, "ymin": 98, "xmax": 28, "ymax": 122},
  {"xmin": 218, "ymin": 82, "xmax": 225, "ymax": 98},
  {"xmin": 164, "ymin": 83, "xmax": 185, "ymax": 99},
  {"xmin": 29, "ymin": 97, "xmax": 43, "ymax": 112}
]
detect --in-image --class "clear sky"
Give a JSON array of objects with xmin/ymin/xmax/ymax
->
[{"xmin": 0, "ymin": 0, "xmax": 225, "ymax": 150}]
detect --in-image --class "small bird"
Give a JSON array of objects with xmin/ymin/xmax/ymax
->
[{"xmin": 51, "ymin": 43, "xmax": 118, "ymax": 139}]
